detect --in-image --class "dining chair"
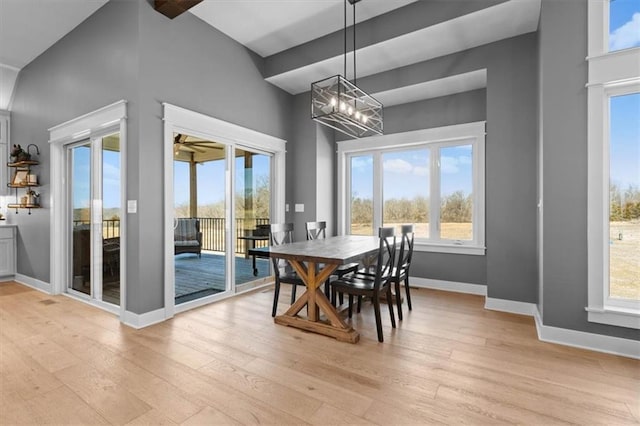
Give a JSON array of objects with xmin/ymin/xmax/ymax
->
[
  {"xmin": 269, "ymin": 223, "xmax": 305, "ymax": 317},
  {"xmin": 305, "ymin": 221, "xmax": 359, "ymax": 302},
  {"xmin": 350, "ymin": 224, "xmax": 415, "ymax": 319},
  {"xmin": 393, "ymin": 224, "xmax": 415, "ymax": 320},
  {"xmin": 330, "ymin": 227, "xmax": 397, "ymax": 342}
]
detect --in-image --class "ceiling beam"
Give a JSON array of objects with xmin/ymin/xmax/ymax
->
[{"xmin": 154, "ymin": 0, "xmax": 203, "ymax": 19}]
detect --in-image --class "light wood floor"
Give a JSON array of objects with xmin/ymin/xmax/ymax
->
[{"xmin": 1, "ymin": 280, "xmax": 638, "ymax": 425}]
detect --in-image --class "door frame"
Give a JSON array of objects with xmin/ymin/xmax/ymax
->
[
  {"xmin": 163, "ymin": 103, "xmax": 286, "ymax": 318},
  {"xmin": 49, "ymin": 100, "xmax": 127, "ymax": 318}
]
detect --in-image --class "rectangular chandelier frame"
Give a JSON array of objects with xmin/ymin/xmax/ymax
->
[{"xmin": 311, "ymin": 75, "xmax": 383, "ymax": 138}]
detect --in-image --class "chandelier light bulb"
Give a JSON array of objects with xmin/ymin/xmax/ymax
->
[
  {"xmin": 355, "ymin": 111, "xmax": 361, "ymax": 120},
  {"xmin": 330, "ymin": 97, "xmax": 337, "ymax": 106},
  {"xmin": 347, "ymin": 106, "xmax": 353, "ymax": 115},
  {"xmin": 339, "ymin": 101, "xmax": 346, "ymax": 111},
  {"xmin": 361, "ymin": 114, "xmax": 368, "ymax": 123}
]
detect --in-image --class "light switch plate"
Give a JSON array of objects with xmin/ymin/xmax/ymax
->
[
  {"xmin": 285, "ymin": 203, "xmax": 290, "ymax": 212},
  {"xmin": 295, "ymin": 203, "xmax": 304, "ymax": 212},
  {"xmin": 127, "ymin": 200, "xmax": 137, "ymax": 214}
]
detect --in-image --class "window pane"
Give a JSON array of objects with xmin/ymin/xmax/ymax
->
[
  {"xmin": 350, "ymin": 155, "xmax": 373, "ymax": 236},
  {"xmin": 609, "ymin": 92, "xmax": 640, "ymax": 300},
  {"xmin": 382, "ymin": 149, "xmax": 429, "ymax": 238},
  {"xmin": 440, "ymin": 145, "xmax": 473, "ymax": 240},
  {"xmin": 609, "ymin": 0, "xmax": 640, "ymax": 52}
]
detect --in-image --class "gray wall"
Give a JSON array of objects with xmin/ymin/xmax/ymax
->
[
  {"xmin": 10, "ymin": 0, "xmax": 140, "ymax": 281},
  {"xmin": 10, "ymin": 1, "xmax": 293, "ymax": 314},
  {"xmin": 286, "ymin": 92, "xmax": 318, "ymax": 241},
  {"xmin": 538, "ymin": 0, "xmax": 638, "ymax": 339},
  {"xmin": 330, "ymin": 34, "xmax": 539, "ymax": 299},
  {"xmin": 131, "ymin": 1, "xmax": 292, "ymax": 314}
]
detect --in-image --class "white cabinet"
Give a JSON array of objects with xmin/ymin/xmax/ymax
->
[
  {"xmin": 0, "ymin": 226, "xmax": 16, "ymax": 277},
  {"xmin": 0, "ymin": 111, "xmax": 9, "ymax": 195}
]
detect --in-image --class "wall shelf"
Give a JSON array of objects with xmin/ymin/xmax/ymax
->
[{"xmin": 7, "ymin": 156, "xmax": 40, "ymax": 215}]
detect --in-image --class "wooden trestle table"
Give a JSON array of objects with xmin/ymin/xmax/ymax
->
[{"xmin": 262, "ymin": 235, "xmax": 380, "ymax": 343}]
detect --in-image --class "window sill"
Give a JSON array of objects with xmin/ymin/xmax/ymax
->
[
  {"xmin": 415, "ymin": 242, "xmax": 485, "ymax": 256},
  {"xmin": 585, "ymin": 306, "xmax": 640, "ymax": 329}
]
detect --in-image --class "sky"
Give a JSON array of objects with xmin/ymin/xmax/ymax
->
[
  {"xmin": 174, "ymin": 152, "xmax": 270, "ymax": 206},
  {"xmin": 72, "ymin": 145, "xmax": 121, "ymax": 210},
  {"xmin": 610, "ymin": 93, "xmax": 640, "ymax": 190},
  {"xmin": 609, "ymin": 0, "xmax": 640, "ymax": 51},
  {"xmin": 609, "ymin": 1, "xmax": 640, "ymax": 190},
  {"xmin": 352, "ymin": 144, "xmax": 473, "ymax": 201}
]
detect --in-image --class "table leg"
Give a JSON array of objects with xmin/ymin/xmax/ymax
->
[
  {"xmin": 251, "ymin": 240, "xmax": 258, "ymax": 276},
  {"xmin": 274, "ymin": 260, "xmax": 360, "ymax": 343}
]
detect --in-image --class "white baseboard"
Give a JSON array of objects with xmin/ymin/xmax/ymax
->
[
  {"xmin": 534, "ymin": 309, "xmax": 640, "ymax": 360},
  {"xmin": 14, "ymin": 273, "xmax": 52, "ymax": 294},
  {"xmin": 410, "ymin": 277, "xmax": 487, "ymax": 296},
  {"xmin": 485, "ymin": 297, "xmax": 537, "ymax": 316},
  {"xmin": 122, "ymin": 307, "xmax": 167, "ymax": 329}
]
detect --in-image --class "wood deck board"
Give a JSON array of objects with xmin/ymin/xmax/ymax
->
[{"xmin": 0, "ymin": 280, "xmax": 638, "ymax": 425}]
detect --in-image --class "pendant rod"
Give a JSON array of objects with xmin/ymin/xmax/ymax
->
[
  {"xmin": 343, "ymin": 0, "xmax": 347, "ymax": 79},
  {"xmin": 353, "ymin": 0, "xmax": 356, "ymax": 85}
]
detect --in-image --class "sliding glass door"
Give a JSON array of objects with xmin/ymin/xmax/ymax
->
[
  {"xmin": 68, "ymin": 132, "xmax": 122, "ymax": 306},
  {"xmin": 172, "ymin": 133, "xmax": 274, "ymax": 307}
]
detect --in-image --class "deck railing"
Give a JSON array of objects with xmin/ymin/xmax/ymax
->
[{"xmin": 73, "ymin": 217, "xmax": 269, "ymax": 254}]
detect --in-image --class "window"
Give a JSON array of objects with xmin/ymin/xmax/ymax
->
[
  {"xmin": 338, "ymin": 122, "xmax": 485, "ymax": 255},
  {"xmin": 608, "ymin": 0, "xmax": 640, "ymax": 52},
  {"xmin": 587, "ymin": 1, "xmax": 640, "ymax": 328}
]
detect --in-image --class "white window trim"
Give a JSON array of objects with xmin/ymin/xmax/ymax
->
[
  {"xmin": 49, "ymin": 100, "xmax": 128, "ymax": 320},
  {"xmin": 337, "ymin": 121, "xmax": 486, "ymax": 255},
  {"xmin": 586, "ymin": 1, "xmax": 640, "ymax": 329},
  {"xmin": 162, "ymin": 103, "xmax": 286, "ymax": 318}
]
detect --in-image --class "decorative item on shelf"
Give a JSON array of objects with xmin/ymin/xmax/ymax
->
[
  {"xmin": 12, "ymin": 170, "xmax": 28, "ymax": 186},
  {"xmin": 10, "ymin": 144, "xmax": 31, "ymax": 163},
  {"xmin": 311, "ymin": 0, "xmax": 383, "ymax": 139},
  {"xmin": 27, "ymin": 173, "xmax": 37, "ymax": 185},
  {"xmin": 25, "ymin": 189, "xmax": 39, "ymax": 207}
]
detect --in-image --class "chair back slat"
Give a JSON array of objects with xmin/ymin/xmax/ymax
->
[
  {"xmin": 305, "ymin": 221, "xmax": 327, "ymax": 240},
  {"xmin": 374, "ymin": 227, "xmax": 396, "ymax": 292},
  {"xmin": 269, "ymin": 223, "xmax": 295, "ymax": 275},
  {"xmin": 395, "ymin": 224, "xmax": 415, "ymax": 279}
]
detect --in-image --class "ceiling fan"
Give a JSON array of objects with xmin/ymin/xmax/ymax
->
[{"xmin": 173, "ymin": 134, "xmax": 223, "ymax": 154}]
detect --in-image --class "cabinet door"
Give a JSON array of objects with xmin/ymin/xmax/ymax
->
[
  {"xmin": 0, "ymin": 238, "xmax": 15, "ymax": 277},
  {"xmin": 0, "ymin": 113, "xmax": 9, "ymax": 195}
]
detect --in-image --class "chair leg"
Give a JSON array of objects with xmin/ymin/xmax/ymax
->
[
  {"xmin": 324, "ymin": 280, "xmax": 331, "ymax": 299},
  {"xmin": 339, "ymin": 292, "xmax": 344, "ymax": 305},
  {"xmin": 357, "ymin": 296, "xmax": 363, "ymax": 313},
  {"xmin": 331, "ymin": 287, "xmax": 336, "ymax": 306},
  {"xmin": 348, "ymin": 294, "xmax": 354, "ymax": 318},
  {"xmin": 387, "ymin": 286, "xmax": 396, "ymax": 328},
  {"xmin": 395, "ymin": 279, "xmax": 403, "ymax": 321},
  {"xmin": 290, "ymin": 284, "xmax": 297, "ymax": 304},
  {"xmin": 272, "ymin": 280, "xmax": 281, "ymax": 317},
  {"xmin": 372, "ymin": 296, "xmax": 384, "ymax": 342},
  {"xmin": 404, "ymin": 277, "xmax": 413, "ymax": 311}
]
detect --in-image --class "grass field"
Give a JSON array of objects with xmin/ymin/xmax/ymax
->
[
  {"xmin": 351, "ymin": 222, "xmax": 472, "ymax": 240},
  {"xmin": 609, "ymin": 220, "xmax": 640, "ymax": 300},
  {"xmin": 353, "ymin": 220, "xmax": 639, "ymax": 301}
]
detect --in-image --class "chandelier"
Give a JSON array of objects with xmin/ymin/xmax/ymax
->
[{"xmin": 311, "ymin": 0, "xmax": 383, "ymax": 138}]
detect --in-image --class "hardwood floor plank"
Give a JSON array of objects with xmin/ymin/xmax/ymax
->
[
  {"xmin": 126, "ymin": 409, "xmax": 178, "ymax": 426},
  {"xmin": 53, "ymin": 363, "xmax": 152, "ymax": 425},
  {"xmin": 23, "ymin": 386, "xmax": 111, "ymax": 425},
  {"xmin": 180, "ymin": 406, "xmax": 242, "ymax": 426}
]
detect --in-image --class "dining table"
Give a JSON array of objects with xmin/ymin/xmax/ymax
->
[{"xmin": 255, "ymin": 234, "xmax": 380, "ymax": 343}]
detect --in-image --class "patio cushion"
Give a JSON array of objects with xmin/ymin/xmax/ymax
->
[{"xmin": 174, "ymin": 240, "xmax": 200, "ymax": 246}]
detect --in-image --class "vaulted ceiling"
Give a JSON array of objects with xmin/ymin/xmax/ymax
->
[{"xmin": 0, "ymin": 0, "xmax": 541, "ymax": 110}]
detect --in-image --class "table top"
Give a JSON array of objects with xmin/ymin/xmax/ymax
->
[
  {"xmin": 258, "ymin": 235, "xmax": 379, "ymax": 265},
  {"xmin": 238, "ymin": 235, "xmax": 269, "ymax": 241}
]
